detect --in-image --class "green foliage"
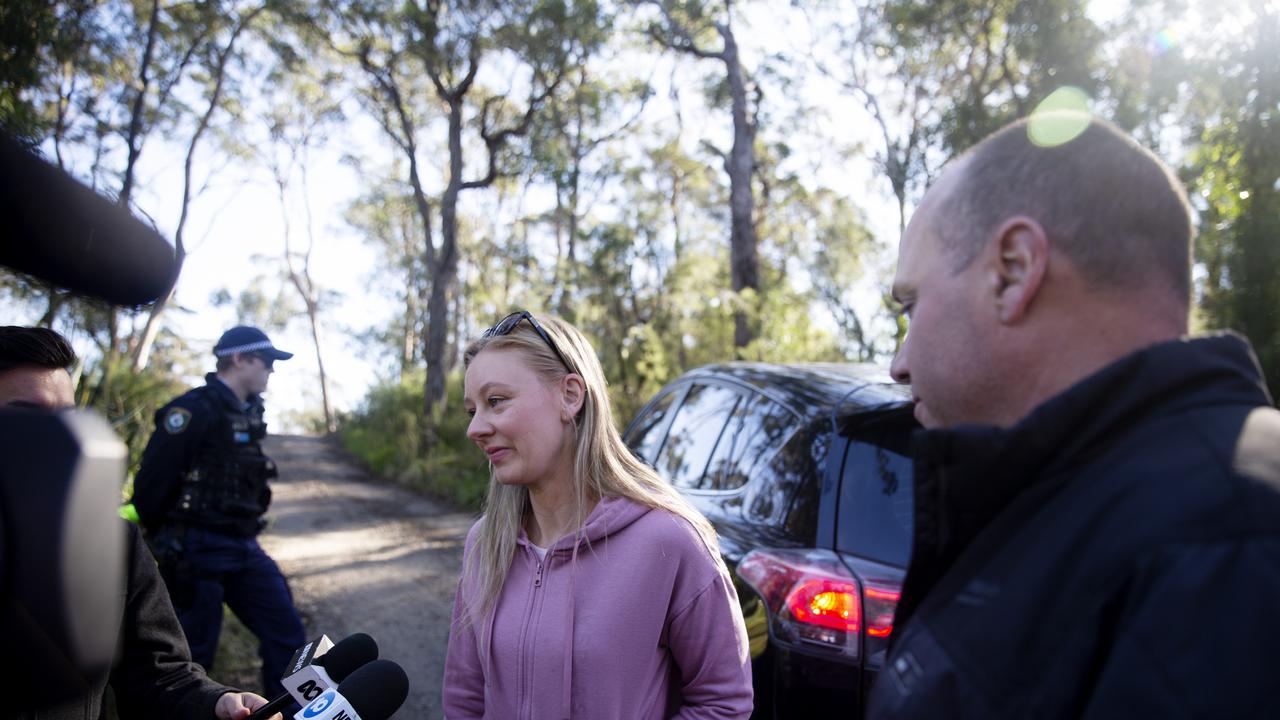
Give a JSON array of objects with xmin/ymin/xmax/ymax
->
[
  {"xmin": 11, "ymin": 0, "xmax": 1279, "ymax": 509},
  {"xmin": 209, "ymin": 277, "xmax": 304, "ymax": 334},
  {"xmin": 0, "ymin": 0, "xmax": 56, "ymax": 142},
  {"xmin": 883, "ymin": 0, "xmax": 1105, "ymax": 156},
  {"xmin": 340, "ymin": 373, "xmax": 491, "ymax": 510},
  {"xmin": 1183, "ymin": 3, "xmax": 1280, "ymax": 398},
  {"xmin": 79, "ymin": 353, "xmax": 190, "ymax": 498}
]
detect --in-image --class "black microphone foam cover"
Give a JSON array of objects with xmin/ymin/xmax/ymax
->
[
  {"xmin": 338, "ymin": 659, "xmax": 409, "ymax": 720},
  {"xmin": 314, "ymin": 632, "xmax": 379, "ymax": 682},
  {"xmin": 0, "ymin": 132, "xmax": 178, "ymax": 306}
]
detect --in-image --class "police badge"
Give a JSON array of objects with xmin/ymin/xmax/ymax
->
[{"xmin": 164, "ymin": 407, "xmax": 192, "ymax": 434}]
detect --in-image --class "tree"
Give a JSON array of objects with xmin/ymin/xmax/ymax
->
[
  {"xmin": 1185, "ymin": 1, "xmax": 1280, "ymax": 398},
  {"xmin": 639, "ymin": 0, "xmax": 762, "ymax": 350},
  {"xmin": 325, "ymin": 0, "xmax": 589, "ymax": 450},
  {"xmin": 130, "ymin": 2, "xmax": 270, "ymax": 372},
  {"xmin": 0, "ymin": 0, "xmax": 93, "ymax": 144},
  {"xmin": 258, "ymin": 57, "xmax": 345, "ymax": 433},
  {"xmin": 524, "ymin": 11, "xmax": 647, "ymax": 315},
  {"xmin": 800, "ymin": 0, "xmax": 938, "ymax": 238},
  {"xmin": 883, "ymin": 0, "xmax": 1103, "ymax": 155},
  {"xmin": 2, "ymin": 1, "xmax": 274, "ymax": 377},
  {"xmin": 345, "ymin": 175, "xmax": 431, "ymax": 380}
]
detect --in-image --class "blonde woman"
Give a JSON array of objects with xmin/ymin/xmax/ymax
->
[{"xmin": 442, "ymin": 311, "xmax": 752, "ymax": 719}]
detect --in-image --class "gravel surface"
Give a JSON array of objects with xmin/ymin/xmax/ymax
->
[{"xmin": 258, "ymin": 434, "xmax": 476, "ymax": 719}]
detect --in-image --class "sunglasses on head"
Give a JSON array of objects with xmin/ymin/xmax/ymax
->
[
  {"xmin": 482, "ymin": 310, "xmax": 572, "ymax": 371},
  {"xmin": 248, "ymin": 353, "xmax": 274, "ymax": 370}
]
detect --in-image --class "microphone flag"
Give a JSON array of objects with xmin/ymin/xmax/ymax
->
[{"xmin": 282, "ymin": 635, "xmax": 337, "ymax": 706}]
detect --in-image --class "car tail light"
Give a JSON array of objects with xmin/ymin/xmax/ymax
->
[{"xmin": 737, "ymin": 548, "xmax": 901, "ymax": 661}]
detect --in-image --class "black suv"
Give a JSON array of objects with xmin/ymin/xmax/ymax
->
[{"xmin": 622, "ymin": 362, "xmax": 917, "ymax": 717}]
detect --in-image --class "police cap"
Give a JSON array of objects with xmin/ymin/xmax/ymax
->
[{"xmin": 213, "ymin": 326, "xmax": 293, "ymax": 360}]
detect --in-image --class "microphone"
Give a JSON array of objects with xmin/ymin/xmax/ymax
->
[
  {"xmin": 247, "ymin": 633, "xmax": 380, "ymax": 720},
  {"xmin": 0, "ymin": 131, "xmax": 178, "ymax": 306},
  {"xmin": 292, "ymin": 659, "xmax": 409, "ymax": 720}
]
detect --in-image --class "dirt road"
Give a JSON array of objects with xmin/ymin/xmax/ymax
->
[{"xmin": 258, "ymin": 434, "xmax": 476, "ymax": 719}]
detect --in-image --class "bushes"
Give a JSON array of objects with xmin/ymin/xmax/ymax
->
[
  {"xmin": 341, "ymin": 358, "xmax": 686, "ymax": 511},
  {"xmin": 83, "ymin": 361, "xmax": 190, "ymax": 476},
  {"xmin": 340, "ymin": 373, "xmax": 490, "ymax": 511}
]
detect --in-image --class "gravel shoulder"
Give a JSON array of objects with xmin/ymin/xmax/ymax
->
[{"xmin": 258, "ymin": 434, "xmax": 476, "ymax": 719}]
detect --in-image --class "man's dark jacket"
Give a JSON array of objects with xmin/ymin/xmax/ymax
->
[
  {"xmin": 868, "ymin": 334, "xmax": 1280, "ymax": 718},
  {"xmin": 18, "ymin": 523, "xmax": 231, "ymax": 720}
]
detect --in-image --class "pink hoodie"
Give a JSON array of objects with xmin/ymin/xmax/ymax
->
[{"xmin": 442, "ymin": 495, "xmax": 753, "ymax": 719}]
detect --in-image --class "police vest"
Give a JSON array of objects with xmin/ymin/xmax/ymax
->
[{"xmin": 167, "ymin": 392, "xmax": 276, "ymax": 536}]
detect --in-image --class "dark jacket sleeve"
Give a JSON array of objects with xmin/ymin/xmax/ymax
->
[
  {"xmin": 132, "ymin": 395, "xmax": 210, "ymax": 532},
  {"xmin": 108, "ymin": 522, "xmax": 233, "ymax": 719},
  {"xmin": 1082, "ymin": 536, "xmax": 1280, "ymax": 717}
]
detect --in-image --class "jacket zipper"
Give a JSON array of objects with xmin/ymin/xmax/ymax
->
[{"xmin": 518, "ymin": 553, "xmax": 545, "ymax": 720}]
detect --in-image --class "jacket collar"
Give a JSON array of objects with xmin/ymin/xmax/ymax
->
[
  {"xmin": 204, "ymin": 372, "xmax": 256, "ymax": 412},
  {"xmin": 896, "ymin": 333, "xmax": 1271, "ymax": 627}
]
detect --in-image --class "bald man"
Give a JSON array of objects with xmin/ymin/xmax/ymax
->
[
  {"xmin": 871, "ymin": 118, "xmax": 1280, "ymax": 717},
  {"xmin": 0, "ymin": 326, "xmax": 275, "ymax": 720}
]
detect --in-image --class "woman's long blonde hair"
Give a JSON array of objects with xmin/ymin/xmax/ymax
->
[{"xmin": 460, "ymin": 313, "xmax": 723, "ymax": 620}]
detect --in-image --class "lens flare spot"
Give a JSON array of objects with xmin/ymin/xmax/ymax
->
[
  {"xmin": 1028, "ymin": 87, "xmax": 1092, "ymax": 148},
  {"xmin": 1151, "ymin": 29, "xmax": 1177, "ymax": 54}
]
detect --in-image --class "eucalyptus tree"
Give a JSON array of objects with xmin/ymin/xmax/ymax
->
[
  {"xmin": 880, "ymin": 0, "xmax": 1103, "ymax": 156},
  {"xmin": 637, "ymin": 0, "xmax": 762, "ymax": 350},
  {"xmin": 2, "ymin": 0, "xmax": 274, "ymax": 418},
  {"xmin": 1182, "ymin": 1, "xmax": 1280, "ymax": 397},
  {"xmin": 322, "ymin": 0, "xmax": 597, "ymax": 450},
  {"xmin": 345, "ymin": 177, "xmax": 431, "ymax": 381},
  {"xmin": 254, "ymin": 55, "xmax": 346, "ymax": 433},
  {"xmin": 130, "ymin": 1, "xmax": 271, "ymax": 372},
  {"xmin": 523, "ymin": 7, "xmax": 648, "ymax": 315},
  {"xmin": 0, "ymin": 0, "xmax": 96, "ymax": 144}
]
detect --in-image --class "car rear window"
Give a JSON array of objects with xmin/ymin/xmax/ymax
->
[
  {"xmin": 835, "ymin": 423, "xmax": 915, "ymax": 566},
  {"xmin": 626, "ymin": 387, "xmax": 681, "ymax": 464},
  {"xmin": 704, "ymin": 394, "xmax": 795, "ymax": 491},
  {"xmin": 655, "ymin": 383, "xmax": 740, "ymax": 489}
]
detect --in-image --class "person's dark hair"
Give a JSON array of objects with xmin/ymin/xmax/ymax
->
[
  {"xmin": 0, "ymin": 326, "xmax": 78, "ymax": 373},
  {"xmin": 941, "ymin": 114, "xmax": 1193, "ymax": 303},
  {"xmin": 215, "ymin": 355, "xmax": 235, "ymax": 372}
]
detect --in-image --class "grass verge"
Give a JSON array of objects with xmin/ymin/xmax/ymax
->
[{"xmin": 208, "ymin": 605, "xmax": 263, "ymax": 693}]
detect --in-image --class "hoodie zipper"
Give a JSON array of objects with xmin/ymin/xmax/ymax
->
[{"xmin": 518, "ymin": 551, "xmax": 546, "ymax": 720}]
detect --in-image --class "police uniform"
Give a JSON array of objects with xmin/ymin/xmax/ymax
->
[{"xmin": 132, "ymin": 327, "xmax": 307, "ymax": 700}]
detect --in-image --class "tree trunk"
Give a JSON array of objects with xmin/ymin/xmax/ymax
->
[
  {"xmin": 421, "ymin": 94, "xmax": 465, "ymax": 451},
  {"xmin": 720, "ymin": 21, "xmax": 760, "ymax": 351},
  {"xmin": 118, "ymin": 0, "xmax": 162, "ymax": 210},
  {"xmin": 131, "ymin": 284, "xmax": 177, "ymax": 371},
  {"xmin": 305, "ymin": 299, "xmax": 336, "ymax": 433}
]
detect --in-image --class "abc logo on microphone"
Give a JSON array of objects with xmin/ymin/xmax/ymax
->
[{"xmin": 301, "ymin": 688, "xmax": 338, "ymax": 718}]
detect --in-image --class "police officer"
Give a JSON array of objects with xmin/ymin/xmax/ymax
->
[{"xmin": 133, "ymin": 326, "xmax": 308, "ymax": 701}]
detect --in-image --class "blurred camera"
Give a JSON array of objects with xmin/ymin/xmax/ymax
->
[{"xmin": 0, "ymin": 131, "xmax": 178, "ymax": 708}]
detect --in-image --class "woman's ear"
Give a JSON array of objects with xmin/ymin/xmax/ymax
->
[{"xmin": 560, "ymin": 373, "xmax": 587, "ymax": 422}]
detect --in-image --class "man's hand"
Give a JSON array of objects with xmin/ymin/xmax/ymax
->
[{"xmin": 215, "ymin": 691, "xmax": 279, "ymax": 720}]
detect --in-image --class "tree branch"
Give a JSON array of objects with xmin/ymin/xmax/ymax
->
[{"xmin": 643, "ymin": 1, "xmax": 724, "ymax": 60}]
